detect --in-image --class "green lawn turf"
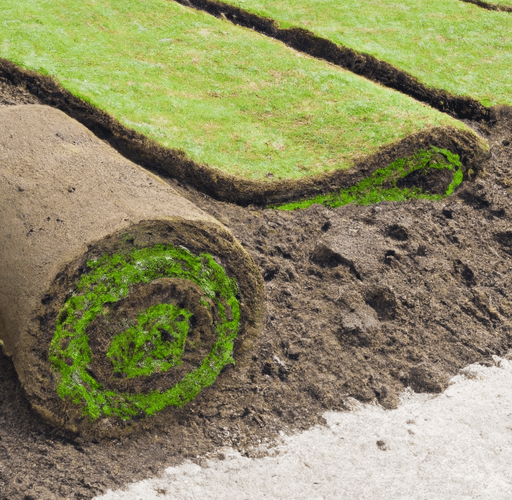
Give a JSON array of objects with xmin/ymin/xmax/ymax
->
[
  {"xmin": 1, "ymin": 0, "xmax": 475, "ymax": 181},
  {"xmin": 224, "ymin": 0, "xmax": 512, "ymax": 107}
]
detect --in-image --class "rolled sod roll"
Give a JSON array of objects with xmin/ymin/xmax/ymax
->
[{"xmin": 0, "ymin": 105, "xmax": 264, "ymax": 437}]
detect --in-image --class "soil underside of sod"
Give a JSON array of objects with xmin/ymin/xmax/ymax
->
[
  {"xmin": 2, "ymin": 77, "xmax": 512, "ymax": 498},
  {"xmin": 461, "ymin": 0, "xmax": 512, "ymax": 12}
]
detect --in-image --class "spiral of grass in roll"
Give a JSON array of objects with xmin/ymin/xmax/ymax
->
[{"xmin": 50, "ymin": 244, "xmax": 240, "ymax": 421}]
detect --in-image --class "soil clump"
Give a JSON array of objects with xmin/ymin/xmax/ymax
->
[{"xmin": 1, "ymin": 81, "xmax": 512, "ymax": 499}]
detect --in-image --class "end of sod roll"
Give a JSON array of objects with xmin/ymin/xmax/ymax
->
[
  {"xmin": 35, "ymin": 220, "xmax": 264, "ymax": 438},
  {"xmin": 0, "ymin": 105, "xmax": 264, "ymax": 438}
]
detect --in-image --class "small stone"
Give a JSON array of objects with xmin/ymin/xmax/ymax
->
[{"xmin": 376, "ymin": 439, "xmax": 389, "ymax": 450}]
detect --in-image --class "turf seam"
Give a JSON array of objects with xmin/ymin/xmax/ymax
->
[
  {"xmin": 459, "ymin": 0, "xmax": 512, "ymax": 12},
  {"xmin": 172, "ymin": 0, "xmax": 493, "ymax": 123}
]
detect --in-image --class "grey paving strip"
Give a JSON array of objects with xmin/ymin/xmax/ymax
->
[{"xmin": 95, "ymin": 355, "xmax": 512, "ymax": 499}]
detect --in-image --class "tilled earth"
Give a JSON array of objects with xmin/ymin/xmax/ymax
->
[{"xmin": 1, "ymin": 79, "xmax": 512, "ymax": 499}]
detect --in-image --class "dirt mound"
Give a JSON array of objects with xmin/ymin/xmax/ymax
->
[{"xmin": 1, "ymin": 80, "xmax": 512, "ymax": 499}]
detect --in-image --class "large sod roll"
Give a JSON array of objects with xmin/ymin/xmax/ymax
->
[{"xmin": 0, "ymin": 105, "xmax": 264, "ymax": 437}]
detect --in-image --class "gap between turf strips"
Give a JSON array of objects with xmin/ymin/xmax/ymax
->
[
  {"xmin": 460, "ymin": 0, "xmax": 512, "ymax": 12},
  {"xmin": 173, "ymin": 0, "xmax": 492, "ymax": 123},
  {"xmin": 0, "ymin": 59, "xmax": 488, "ymax": 207}
]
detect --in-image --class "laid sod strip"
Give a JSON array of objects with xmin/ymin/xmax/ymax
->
[
  {"xmin": 276, "ymin": 147, "xmax": 464, "ymax": 211},
  {"xmin": 0, "ymin": 105, "xmax": 264, "ymax": 438},
  {"xmin": 1, "ymin": 0, "xmax": 472, "ymax": 183},
  {"xmin": 175, "ymin": 0, "xmax": 491, "ymax": 122},
  {"xmin": 204, "ymin": 0, "xmax": 512, "ymax": 108},
  {"xmin": 0, "ymin": 61, "xmax": 489, "ymax": 208}
]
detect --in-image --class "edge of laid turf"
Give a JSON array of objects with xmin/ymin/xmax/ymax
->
[
  {"xmin": 461, "ymin": 0, "xmax": 512, "ymax": 11},
  {"xmin": 0, "ymin": 59, "xmax": 489, "ymax": 207},
  {"xmin": 174, "ymin": 0, "xmax": 494, "ymax": 123}
]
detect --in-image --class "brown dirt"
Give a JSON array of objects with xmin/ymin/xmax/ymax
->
[
  {"xmin": 1, "ymin": 80, "xmax": 512, "ymax": 499},
  {"xmin": 460, "ymin": 0, "xmax": 512, "ymax": 13}
]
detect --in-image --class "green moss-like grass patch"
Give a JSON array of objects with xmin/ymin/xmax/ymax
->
[
  {"xmin": 107, "ymin": 303, "xmax": 193, "ymax": 379},
  {"xmin": 49, "ymin": 244, "xmax": 240, "ymax": 421},
  {"xmin": 1, "ymin": 0, "xmax": 471, "ymax": 181},
  {"xmin": 276, "ymin": 146, "xmax": 464, "ymax": 210}
]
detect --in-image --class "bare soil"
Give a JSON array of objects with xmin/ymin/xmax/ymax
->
[{"xmin": 1, "ymin": 77, "xmax": 512, "ymax": 499}]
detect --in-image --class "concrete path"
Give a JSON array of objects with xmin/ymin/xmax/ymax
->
[{"xmin": 95, "ymin": 355, "xmax": 512, "ymax": 500}]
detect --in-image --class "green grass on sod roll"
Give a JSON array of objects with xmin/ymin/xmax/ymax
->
[
  {"xmin": 224, "ymin": 0, "xmax": 512, "ymax": 107},
  {"xmin": 50, "ymin": 244, "xmax": 240, "ymax": 421},
  {"xmin": 2, "ymin": 0, "xmax": 472, "ymax": 181},
  {"xmin": 275, "ymin": 146, "xmax": 464, "ymax": 211}
]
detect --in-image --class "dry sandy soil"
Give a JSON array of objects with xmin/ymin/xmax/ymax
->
[{"xmin": 1, "ymin": 74, "xmax": 512, "ymax": 499}]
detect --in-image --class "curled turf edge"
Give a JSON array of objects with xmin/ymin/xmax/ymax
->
[
  {"xmin": 173, "ymin": 0, "xmax": 494, "ymax": 122},
  {"xmin": 49, "ymin": 244, "xmax": 240, "ymax": 422},
  {"xmin": 31, "ymin": 219, "xmax": 265, "ymax": 438},
  {"xmin": 275, "ymin": 146, "xmax": 466, "ymax": 210},
  {"xmin": 0, "ymin": 59, "xmax": 489, "ymax": 207}
]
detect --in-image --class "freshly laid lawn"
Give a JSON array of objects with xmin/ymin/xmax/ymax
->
[
  {"xmin": 1, "ymin": 0, "xmax": 472, "ymax": 181},
  {"xmin": 225, "ymin": 0, "xmax": 512, "ymax": 107}
]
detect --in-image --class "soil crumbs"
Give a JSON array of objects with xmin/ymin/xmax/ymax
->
[{"xmin": 1, "ymin": 79, "xmax": 512, "ymax": 499}]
